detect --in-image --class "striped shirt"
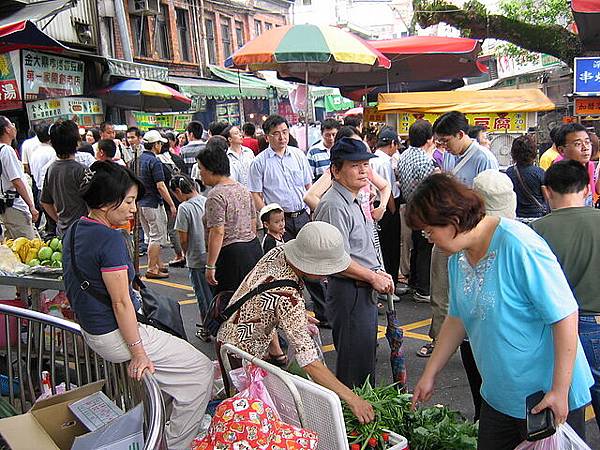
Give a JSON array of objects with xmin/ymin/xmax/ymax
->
[{"xmin": 306, "ymin": 141, "xmax": 331, "ymax": 181}]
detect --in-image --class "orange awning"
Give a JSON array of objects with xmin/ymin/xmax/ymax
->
[{"xmin": 377, "ymin": 89, "xmax": 555, "ymax": 113}]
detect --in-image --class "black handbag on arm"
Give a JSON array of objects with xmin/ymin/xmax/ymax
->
[{"xmin": 69, "ymin": 219, "xmax": 186, "ymax": 339}]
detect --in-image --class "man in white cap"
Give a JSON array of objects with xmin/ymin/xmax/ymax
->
[
  {"xmin": 314, "ymin": 137, "xmax": 395, "ymax": 388},
  {"xmin": 218, "ymin": 221, "xmax": 375, "ymax": 424},
  {"xmin": 139, "ymin": 130, "xmax": 177, "ymax": 279}
]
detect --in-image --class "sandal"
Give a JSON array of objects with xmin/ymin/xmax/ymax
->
[
  {"xmin": 416, "ymin": 342, "xmax": 435, "ymax": 357},
  {"xmin": 267, "ymin": 353, "xmax": 288, "ymax": 367}
]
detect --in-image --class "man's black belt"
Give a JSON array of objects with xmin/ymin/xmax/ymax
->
[{"xmin": 284, "ymin": 209, "xmax": 306, "ymax": 218}]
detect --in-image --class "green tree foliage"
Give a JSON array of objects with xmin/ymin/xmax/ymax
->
[{"xmin": 412, "ymin": 0, "xmax": 583, "ymax": 65}]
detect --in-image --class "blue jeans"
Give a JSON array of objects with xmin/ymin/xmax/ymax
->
[
  {"xmin": 189, "ymin": 268, "xmax": 213, "ymax": 319},
  {"xmin": 579, "ymin": 315, "xmax": 600, "ymax": 432}
]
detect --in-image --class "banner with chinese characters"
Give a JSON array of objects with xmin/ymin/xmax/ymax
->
[
  {"xmin": 22, "ymin": 50, "xmax": 84, "ymax": 101},
  {"xmin": 364, "ymin": 107, "xmax": 386, "ymax": 127},
  {"xmin": 26, "ymin": 97, "xmax": 104, "ymax": 126},
  {"xmin": 0, "ymin": 51, "xmax": 21, "ymax": 111},
  {"xmin": 132, "ymin": 113, "xmax": 192, "ymax": 131},
  {"xmin": 575, "ymin": 97, "xmax": 600, "ymax": 116},
  {"xmin": 396, "ymin": 112, "xmax": 527, "ymax": 135}
]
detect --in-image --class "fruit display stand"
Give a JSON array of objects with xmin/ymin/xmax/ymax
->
[
  {"xmin": 0, "ymin": 274, "xmax": 64, "ymax": 311},
  {"xmin": 1, "ymin": 237, "xmax": 64, "ymax": 311}
]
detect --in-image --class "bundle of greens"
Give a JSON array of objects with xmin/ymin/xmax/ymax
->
[{"xmin": 343, "ymin": 380, "xmax": 478, "ymax": 450}]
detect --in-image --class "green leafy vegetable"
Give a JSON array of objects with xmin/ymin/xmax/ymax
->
[{"xmin": 343, "ymin": 379, "xmax": 478, "ymax": 449}]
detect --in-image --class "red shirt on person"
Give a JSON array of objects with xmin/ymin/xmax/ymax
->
[{"xmin": 242, "ymin": 137, "xmax": 260, "ymax": 155}]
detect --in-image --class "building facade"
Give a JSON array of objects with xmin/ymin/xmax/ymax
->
[{"xmin": 96, "ymin": 0, "xmax": 291, "ymax": 77}]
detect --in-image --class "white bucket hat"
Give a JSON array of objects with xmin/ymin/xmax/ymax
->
[
  {"xmin": 473, "ymin": 169, "xmax": 517, "ymax": 219},
  {"xmin": 284, "ymin": 221, "xmax": 351, "ymax": 275}
]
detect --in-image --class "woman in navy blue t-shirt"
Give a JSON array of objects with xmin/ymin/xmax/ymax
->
[{"xmin": 62, "ymin": 161, "xmax": 213, "ymax": 450}]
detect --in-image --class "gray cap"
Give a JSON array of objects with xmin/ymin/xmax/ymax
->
[{"xmin": 283, "ymin": 221, "xmax": 351, "ymax": 275}]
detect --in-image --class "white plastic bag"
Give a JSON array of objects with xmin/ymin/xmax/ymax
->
[{"xmin": 514, "ymin": 423, "xmax": 591, "ymax": 450}]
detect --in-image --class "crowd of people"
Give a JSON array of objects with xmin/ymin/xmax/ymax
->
[{"xmin": 0, "ymin": 109, "xmax": 599, "ymax": 449}]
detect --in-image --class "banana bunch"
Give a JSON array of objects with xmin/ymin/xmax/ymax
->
[{"xmin": 6, "ymin": 237, "xmax": 46, "ymax": 264}]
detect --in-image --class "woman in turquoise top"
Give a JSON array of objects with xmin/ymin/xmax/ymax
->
[{"xmin": 407, "ymin": 173, "xmax": 592, "ymax": 450}]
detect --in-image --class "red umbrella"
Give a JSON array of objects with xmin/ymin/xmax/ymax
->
[
  {"xmin": 572, "ymin": 0, "xmax": 600, "ymax": 51},
  {"xmin": 0, "ymin": 20, "xmax": 67, "ymax": 53},
  {"xmin": 311, "ymin": 36, "xmax": 485, "ymax": 88}
]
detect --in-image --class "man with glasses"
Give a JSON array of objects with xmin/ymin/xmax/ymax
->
[
  {"xmin": 248, "ymin": 115, "xmax": 329, "ymax": 325},
  {"xmin": 552, "ymin": 123, "xmax": 596, "ymax": 207},
  {"xmin": 420, "ymin": 111, "xmax": 498, "ymax": 358},
  {"xmin": 435, "ymin": 111, "xmax": 498, "ymax": 187}
]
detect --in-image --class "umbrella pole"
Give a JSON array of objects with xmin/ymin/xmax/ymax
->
[
  {"xmin": 305, "ymin": 64, "xmax": 309, "ymax": 151},
  {"xmin": 386, "ymin": 70, "xmax": 390, "ymax": 93}
]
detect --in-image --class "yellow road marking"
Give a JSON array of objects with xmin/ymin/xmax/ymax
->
[
  {"xmin": 402, "ymin": 318, "xmax": 432, "ymax": 331},
  {"xmin": 321, "ymin": 321, "xmax": 432, "ymax": 353},
  {"xmin": 141, "ymin": 277, "xmax": 194, "ymax": 291},
  {"xmin": 179, "ymin": 299, "xmax": 198, "ymax": 305}
]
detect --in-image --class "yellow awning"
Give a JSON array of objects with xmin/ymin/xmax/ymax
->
[{"xmin": 377, "ymin": 89, "xmax": 555, "ymax": 113}]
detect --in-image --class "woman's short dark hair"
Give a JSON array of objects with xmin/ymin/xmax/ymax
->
[
  {"xmin": 50, "ymin": 120, "xmax": 80, "ymax": 157},
  {"xmin": 87, "ymin": 127, "xmax": 100, "ymax": 143},
  {"xmin": 197, "ymin": 136, "xmax": 230, "ymax": 176},
  {"xmin": 169, "ymin": 174, "xmax": 197, "ymax": 194},
  {"xmin": 406, "ymin": 173, "xmax": 485, "ymax": 236},
  {"xmin": 511, "ymin": 135, "xmax": 537, "ymax": 165},
  {"xmin": 258, "ymin": 135, "xmax": 268, "ymax": 152},
  {"xmin": 81, "ymin": 161, "xmax": 145, "ymax": 210},
  {"xmin": 165, "ymin": 131, "xmax": 176, "ymax": 142}
]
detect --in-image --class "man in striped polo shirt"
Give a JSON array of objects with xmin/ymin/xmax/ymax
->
[{"xmin": 306, "ymin": 119, "xmax": 340, "ymax": 182}]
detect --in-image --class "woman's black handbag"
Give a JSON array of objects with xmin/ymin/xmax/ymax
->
[
  {"xmin": 203, "ymin": 279, "xmax": 300, "ymax": 337},
  {"xmin": 69, "ymin": 219, "xmax": 186, "ymax": 339},
  {"xmin": 132, "ymin": 276, "xmax": 186, "ymax": 339}
]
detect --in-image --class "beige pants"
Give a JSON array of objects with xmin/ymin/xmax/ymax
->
[
  {"xmin": 1, "ymin": 207, "xmax": 35, "ymax": 240},
  {"xmin": 399, "ymin": 205, "xmax": 412, "ymax": 278},
  {"xmin": 429, "ymin": 245, "xmax": 449, "ymax": 341},
  {"xmin": 83, "ymin": 324, "xmax": 214, "ymax": 450}
]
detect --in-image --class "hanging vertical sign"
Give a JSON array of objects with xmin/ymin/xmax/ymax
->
[{"xmin": 0, "ymin": 51, "xmax": 21, "ymax": 111}]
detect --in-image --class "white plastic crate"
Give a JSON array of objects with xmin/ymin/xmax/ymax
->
[{"xmin": 387, "ymin": 430, "xmax": 408, "ymax": 449}]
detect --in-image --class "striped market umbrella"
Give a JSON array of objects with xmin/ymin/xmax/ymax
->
[
  {"xmin": 99, "ymin": 79, "xmax": 192, "ymax": 112},
  {"xmin": 224, "ymin": 24, "xmax": 391, "ymax": 86}
]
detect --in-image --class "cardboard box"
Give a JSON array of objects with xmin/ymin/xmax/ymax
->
[{"xmin": 0, "ymin": 381, "xmax": 144, "ymax": 450}]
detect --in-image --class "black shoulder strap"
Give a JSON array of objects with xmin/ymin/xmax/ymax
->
[
  {"xmin": 514, "ymin": 166, "xmax": 546, "ymax": 211},
  {"xmin": 221, "ymin": 279, "xmax": 301, "ymax": 320},
  {"xmin": 69, "ymin": 219, "xmax": 113, "ymax": 307}
]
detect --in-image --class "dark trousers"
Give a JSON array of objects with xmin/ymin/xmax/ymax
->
[
  {"xmin": 215, "ymin": 238, "xmax": 263, "ymax": 294},
  {"xmin": 478, "ymin": 399, "xmax": 586, "ymax": 450},
  {"xmin": 285, "ymin": 210, "xmax": 327, "ymax": 321},
  {"xmin": 376, "ymin": 198, "xmax": 400, "ymax": 281},
  {"xmin": 460, "ymin": 340, "xmax": 483, "ymax": 421},
  {"xmin": 579, "ymin": 315, "xmax": 600, "ymax": 432},
  {"xmin": 326, "ymin": 277, "xmax": 377, "ymax": 388},
  {"xmin": 409, "ymin": 229, "xmax": 433, "ymax": 295}
]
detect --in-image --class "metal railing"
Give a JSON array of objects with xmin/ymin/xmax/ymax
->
[{"xmin": 0, "ymin": 303, "xmax": 167, "ymax": 449}]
